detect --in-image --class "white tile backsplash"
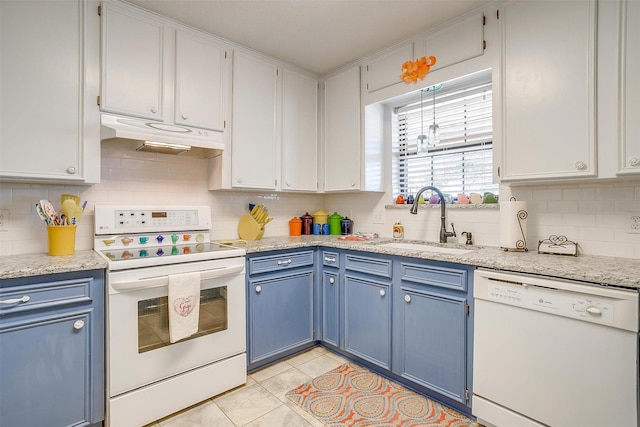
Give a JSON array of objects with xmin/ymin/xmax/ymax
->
[{"xmin": 0, "ymin": 140, "xmax": 638, "ymax": 259}]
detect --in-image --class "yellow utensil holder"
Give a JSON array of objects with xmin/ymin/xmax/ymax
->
[{"xmin": 47, "ymin": 225, "xmax": 76, "ymax": 256}]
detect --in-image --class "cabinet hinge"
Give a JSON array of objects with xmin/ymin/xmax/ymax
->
[
  {"xmin": 465, "ymin": 388, "xmax": 470, "ymax": 401},
  {"xmin": 482, "ymin": 14, "xmax": 486, "ymax": 25},
  {"xmin": 313, "ymin": 329, "xmax": 316, "ymax": 340},
  {"xmin": 497, "ymin": 166, "xmax": 501, "ymax": 178},
  {"xmin": 97, "ymin": 4, "xmax": 101, "ymax": 16},
  {"xmin": 496, "ymin": 9, "xmax": 500, "ymax": 19},
  {"xmin": 466, "ymin": 303, "xmax": 470, "ymax": 316},
  {"xmin": 483, "ymin": 40, "xmax": 487, "ymax": 50},
  {"xmin": 223, "ymin": 120, "xmax": 226, "ymax": 129},
  {"xmin": 96, "ymin": 95, "xmax": 101, "ymax": 106},
  {"xmin": 224, "ymin": 51, "xmax": 227, "ymax": 59}
]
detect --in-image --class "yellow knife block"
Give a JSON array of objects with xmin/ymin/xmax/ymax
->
[{"xmin": 237, "ymin": 214, "xmax": 265, "ymax": 240}]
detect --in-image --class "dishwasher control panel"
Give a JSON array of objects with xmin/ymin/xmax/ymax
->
[
  {"xmin": 474, "ymin": 269, "xmax": 639, "ymax": 332},
  {"xmin": 488, "ymin": 283, "xmax": 614, "ymax": 324}
]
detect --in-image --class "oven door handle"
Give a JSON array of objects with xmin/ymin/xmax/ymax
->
[{"xmin": 110, "ymin": 265, "xmax": 244, "ymax": 292}]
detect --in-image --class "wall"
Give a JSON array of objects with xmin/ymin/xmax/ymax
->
[{"xmin": 0, "ymin": 139, "xmax": 638, "ymax": 259}]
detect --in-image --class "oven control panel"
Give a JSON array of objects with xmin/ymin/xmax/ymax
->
[
  {"xmin": 95, "ymin": 205, "xmax": 212, "ymax": 234},
  {"xmin": 112, "ymin": 209, "xmax": 199, "ymax": 229}
]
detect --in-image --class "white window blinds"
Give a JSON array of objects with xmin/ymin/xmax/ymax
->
[{"xmin": 392, "ymin": 69, "xmax": 497, "ymax": 198}]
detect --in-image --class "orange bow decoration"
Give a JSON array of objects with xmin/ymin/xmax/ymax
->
[{"xmin": 400, "ymin": 56, "xmax": 437, "ymax": 83}]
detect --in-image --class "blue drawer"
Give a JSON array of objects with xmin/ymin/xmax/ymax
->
[
  {"xmin": 321, "ymin": 251, "xmax": 340, "ymax": 268},
  {"xmin": 400, "ymin": 262, "xmax": 468, "ymax": 292},
  {"xmin": 248, "ymin": 250, "xmax": 314, "ymax": 275},
  {"xmin": 345, "ymin": 254, "xmax": 392, "ymax": 278},
  {"xmin": 0, "ymin": 277, "xmax": 94, "ymax": 315}
]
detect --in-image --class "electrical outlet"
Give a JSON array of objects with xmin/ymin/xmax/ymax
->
[
  {"xmin": 372, "ymin": 211, "xmax": 385, "ymax": 224},
  {"xmin": 629, "ymin": 215, "xmax": 640, "ymax": 234},
  {"xmin": 0, "ymin": 209, "xmax": 9, "ymax": 231}
]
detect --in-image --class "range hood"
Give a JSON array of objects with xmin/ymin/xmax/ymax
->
[{"xmin": 100, "ymin": 113, "xmax": 224, "ymax": 152}]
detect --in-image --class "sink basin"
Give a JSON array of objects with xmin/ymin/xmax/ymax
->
[{"xmin": 377, "ymin": 242, "xmax": 474, "ymax": 255}]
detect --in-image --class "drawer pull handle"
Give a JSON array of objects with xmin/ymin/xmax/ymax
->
[
  {"xmin": 73, "ymin": 320, "xmax": 85, "ymax": 330},
  {"xmin": 329, "ymin": 277, "xmax": 335, "ymax": 284},
  {"xmin": 404, "ymin": 294, "xmax": 411, "ymax": 303},
  {"xmin": 277, "ymin": 259, "xmax": 292, "ymax": 265},
  {"xmin": 379, "ymin": 289, "xmax": 386, "ymax": 297},
  {"xmin": 0, "ymin": 295, "xmax": 30, "ymax": 305},
  {"xmin": 255, "ymin": 285, "xmax": 262, "ymax": 293},
  {"xmin": 324, "ymin": 256, "xmax": 336, "ymax": 263}
]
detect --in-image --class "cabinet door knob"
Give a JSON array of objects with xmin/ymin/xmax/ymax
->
[
  {"xmin": 181, "ymin": 113, "xmax": 189, "ymax": 120},
  {"xmin": 629, "ymin": 156, "xmax": 640, "ymax": 167},
  {"xmin": 255, "ymin": 285, "xmax": 262, "ymax": 293},
  {"xmin": 379, "ymin": 289, "xmax": 386, "ymax": 297},
  {"xmin": 575, "ymin": 161, "xmax": 587, "ymax": 170},
  {"xmin": 404, "ymin": 294, "xmax": 411, "ymax": 303},
  {"xmin": 351, "ymin": 182, "xmax": 356, "ymax": 187},
  {"xmin": 73, "ymin": 320, "xmax": 85, "ymax": 330},
  {"xmin": 329, "ymin": 277, "xmax": 335, "ymax": 284},
  {"xmin": 66, "ymin": 166, "xmax": 77, "ymax": 175},
  {"xmin": 150, "ymin": 107, "xmax": 158, "ymax": 114},
  {"xmin": 0, "ymin": 295, "xmax": 30, "ymax": 305}
]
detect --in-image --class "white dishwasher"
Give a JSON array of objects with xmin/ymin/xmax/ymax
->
[{"xmin": 473, "ymin": 268, "xmax": 639, "ymax": 427}]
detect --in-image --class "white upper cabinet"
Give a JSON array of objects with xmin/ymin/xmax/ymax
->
[
  {"xmin": 100, "ymin": 2, "xmax": 227, "ymax": 131},
  {"xmin": 418, "ymin": 13, "xmax": 485, "ymax": 73},
  {"xmin": 174, "ymin": 30, "xmax": 226, "ymax": 131},
  {"xmin": 324, "ymin": 66, "xmax": 362, "ymax": 192},
  {"xmin": 499, "ymin": 0, "xmax": 597, "ymax": 182},
  {"xmin": 100, "ymin": 3, "xmax": 164, "ymax": 120},
  {"xmin": 619, "ymin": 0, "xmax": 640, "ymax": 175},
  {"xmin": 0, "ymin": 0, "xmax": 100, "ymax": 183},
  {"xmin": 230, "ymin": 51, "xmax": 278, "ymax": 189},
  {"xmin": 281, "ymin": 69, "xmax": 318, "ymax": 192},
  {"xmin": 364, "ymin": 43, "xmax": 414, "ymax": 94}
]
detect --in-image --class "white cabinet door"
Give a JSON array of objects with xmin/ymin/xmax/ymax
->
[
  {"xmin": 281, "ymin": 69, "xmax": 318, "ymax": 191},
  {"xmin": 231, "ymin": 52, "xmax": 277, "ymax": 189},
  {"xmin": 619, "ymin": 0, "xmax": 640, "ymax": 175},
  {"xmin": 364, "ymin": 43, "xmax": 414, "ymax": 94},
  {"xmin": 420, "ymin": 13, "xmax": 485, "ymax": 72},
  {"xmin": 175, "ymin": 30, "xmax": 226, "ymax": 131},
  {"xmin": 100, "ymin": 2, "xmax": 163, "ymax": 120},
  {"xmin": 324, "ymin": 66, "xmax": 361, "ymax": 191},
  {"xmin": 500, "ymin": 0, "xmax": 596, "ymax": 182},
  {"xmin": 0, "ymin": 0, "xmax": 99, "ymax": 183}
]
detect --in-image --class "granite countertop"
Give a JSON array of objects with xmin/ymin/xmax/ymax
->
[
  {"xmin": 224, "ymin": 235, "xmax": 640, "ymax": 290},
  {"xmin": 1, "ymin": 237, "xmax": 637, "ymax": 290},
  {"xmin": 0, "ymin": 250, "xmax": 107, "ymax": 280}
]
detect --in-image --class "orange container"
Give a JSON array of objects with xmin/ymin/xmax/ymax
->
[
  {"xmin": 289, "ymin": 217, "xmax": 302, "ymax": 236},
  {"xmin": 47, "ymin": 225, "xmax": 76, "ymax": 256}
]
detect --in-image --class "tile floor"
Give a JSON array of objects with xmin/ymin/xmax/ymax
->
[{"xmin": 144, "ymin": 346, "xmax": 348, "ymax": 427}]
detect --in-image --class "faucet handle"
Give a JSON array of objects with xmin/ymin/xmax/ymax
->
[{"xmin": 450, "ymin": 222, "xmax": 456, "ymax": 237}]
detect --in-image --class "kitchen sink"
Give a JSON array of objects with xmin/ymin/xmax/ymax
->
[{"xmin": 377, "ymin": 242, "xmax": 475, "ymax": 255}]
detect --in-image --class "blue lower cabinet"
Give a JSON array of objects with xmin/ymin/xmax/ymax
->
[
  {"xmin": 344, "ymin": 275, "xmax": 391, "ymax": 369},
  {"xmin": 0, "ymin": 270, "xmax": 105, "ymax": 427},
  {"xmin": 321, "ymin": 271, "xmax": 339, "ymax": 347},
  {"xmin": 394, "ymin": 289, "xmax": 468, "ymax": 403},
  {"xmin": 247, "ymin": 251, "xmax": 315, "ymax": 368}
]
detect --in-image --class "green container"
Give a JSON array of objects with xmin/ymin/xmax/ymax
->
[{"xmin": 328, "ymin": 212, "xmax": 343, "ymax": 235}]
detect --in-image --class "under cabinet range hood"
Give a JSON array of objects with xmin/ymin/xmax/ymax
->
[{"xmin": 100, "ymin": 113, "xmax": 224, "ymax": 152}]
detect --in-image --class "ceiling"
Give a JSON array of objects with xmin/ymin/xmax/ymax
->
[{"xmin": 125, "ymin": 0, "xmax": 490, "ymax": 76}]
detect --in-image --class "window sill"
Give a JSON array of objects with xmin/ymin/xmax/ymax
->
[{"xmin": 385, "ymin": 203, "xmax": 499, "ymax": 210}]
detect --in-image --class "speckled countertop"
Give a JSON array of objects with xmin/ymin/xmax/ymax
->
[
  {"xmin": 0, "ymin": 250, "xmax": 107, "ymax": 280},
  {"xmin": 1, "ymin": 238, "xmax": 638, "ymax": 290},
  {"xmin": 226, "ymin": 235, "xmax": 640, "ymax": 290}
]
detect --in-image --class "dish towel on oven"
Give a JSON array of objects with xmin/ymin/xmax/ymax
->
[{"xmin": 168, "ymin": 272, "xmax": 201, "ymax": 343}]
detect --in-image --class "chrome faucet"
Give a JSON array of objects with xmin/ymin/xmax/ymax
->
[{"xmin": 410, "ymin": 186, "xmax": 456, "ymax": 243}]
